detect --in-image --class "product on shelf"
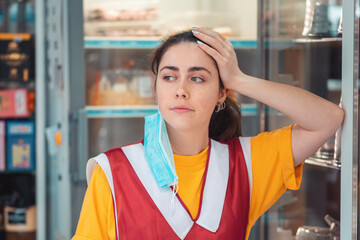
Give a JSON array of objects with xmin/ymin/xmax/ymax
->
[
  {"xmin": 86, "ymin": 8, "xmax": 159, "ymax": 22},
  {"xmin": 6, "ymin": 121, "xmax": 35, "ymax": 171},
  {"xmin": 4, "ymin": 205, "xmax": 36, "ymax": 240},
  {"xmin": 0, "ymin": 33, "xmax": 34, "ymax": 82},
  {"xmin": 5, "ymin": 0, "xmax": 35, "ymax": 34},
  {"xmin": 87, "ymin": 68, "xmax": 155, "ymax": 106},
  {"xmin": 0, "ymin": 89, "xmax": 30, "ymax": 118},
  {"xmin": 0, "ymin": 121, "xmax": 5, "ymax": 171},
  {"xmin": 302, "ymin": 0, "xmax": 342, "ymax": 38},
  {"xmin": 84, "ymin": 2, "xmax": 160, "ymax": 37}
]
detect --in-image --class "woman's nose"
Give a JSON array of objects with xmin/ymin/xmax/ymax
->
[{"xmin": 176, "ymin": 80, "xmax": 189, "ymax": 99}]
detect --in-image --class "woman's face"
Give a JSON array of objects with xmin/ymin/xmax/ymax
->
[{"xmin": 156, "ymin": 42, "xmax": 227, "ymax": 132}]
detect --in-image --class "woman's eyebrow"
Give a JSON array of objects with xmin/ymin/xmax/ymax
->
[
  {"xmin": 188, "ymin": 66, "xmax": 211, "ymax": 75},
  {"xmin": 159, "ymin": 66, "xmax": 179, "ymax": 72},
  {"xmin": 159, "ymin": 66, "xmax": 211, "ymax": 75}
]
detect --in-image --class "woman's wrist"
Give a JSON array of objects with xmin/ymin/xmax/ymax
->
[{"xmin": 227, "ymin": 72, "xmax": 249, "ymax": 94}]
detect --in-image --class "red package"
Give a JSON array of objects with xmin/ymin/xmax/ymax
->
[{"xmin": 0, "ymin": 89, "xmax": 30, "ymax": 118}]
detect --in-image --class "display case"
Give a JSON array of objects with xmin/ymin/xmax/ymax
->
[{"xmin": 253, "ymin": 0, "xmax": 359, "ymax": 239}]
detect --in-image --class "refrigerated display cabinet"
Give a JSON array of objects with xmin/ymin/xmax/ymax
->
[
  {"xmin": 35, "ymin": 0, "xmax": 359, "ymax": 239},
  {"xmin": 255, "ymin": 0, "xmax": 359, "ymax": 239}
]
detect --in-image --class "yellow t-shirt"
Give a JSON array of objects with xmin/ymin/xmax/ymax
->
[
  {"xmin": 72, "ymin": 125, "xmax": 303, "ymax": 240},
  {"xmin": 173, "ymin": 146, "xmax": 209, "ymax": 220}
]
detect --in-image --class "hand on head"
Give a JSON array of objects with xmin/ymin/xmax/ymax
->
[{"xmin": 191, "ymin": 27, "xmax": 245, "ymax": 90}]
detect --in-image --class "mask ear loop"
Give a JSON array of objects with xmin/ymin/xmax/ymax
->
[{"xmin": 170, "ymin": 183, "xmax": 179, "ymax": 214}]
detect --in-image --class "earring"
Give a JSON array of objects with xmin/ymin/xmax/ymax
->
[{"xmin": 215, "ymin": 101, "xmax": 226, "ymax": 112}]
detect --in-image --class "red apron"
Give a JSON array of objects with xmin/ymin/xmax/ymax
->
[{"xmin": 90, "ymin": 137, "xmax": 250, "ymax": 240}]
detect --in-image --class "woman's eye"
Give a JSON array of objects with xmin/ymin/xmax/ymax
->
[
  {"xmin": 164, "ymin": 76, "xmax": 175, "ymax": 81},
  {"xmin": 192, "ymin": 77, "xmax": 204, "ymax": 83}
]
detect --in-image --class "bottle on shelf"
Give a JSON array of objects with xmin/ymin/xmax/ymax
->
[{"xmin": 7, "ymin": 0, "xmax": 34, "ymax": 34}]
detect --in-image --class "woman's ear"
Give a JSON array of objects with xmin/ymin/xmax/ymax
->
[{"xmin": 219, "ymin": 88, "xmax": 228, "ymax": 102}]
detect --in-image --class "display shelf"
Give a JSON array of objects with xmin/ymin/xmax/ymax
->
[
  {"xmin": 85, "ymin": 103, "xmax": 257, "ymax": 118},
  {"xmin": 86, "ymin": 105, "xmax": 158, "ymax": 118},
  {"xmin": 294, "ymin": 37, "xmax": 342, "ymax": 43},
  {"xmin": 305, "ymin": 156, "xmax": 341, "ymax": 170},
  {"xmin": 84, "ymin": 20, "xmax": 159, "ymax": 28},
  {"xmin": 0, "ymin": 170, "xmax": 36, "ymax": 175},
  {"xmin": 85, "ymin": 36, "xmax": 326, "ymax": 49},
  {"xmin": 85, "ymin": 36, "xmax": 160, "ymax": 49},
  {"xmin": 264, "ymin": 39, "xmax": 299, "ymax": 49},
  {"xmin": 84, "ymin": 36, "xmax": 257, "ymax": 49}
]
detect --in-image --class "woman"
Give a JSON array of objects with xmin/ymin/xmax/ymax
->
[{"xmin": 73, "ymin": 28, "xmax": 344, "ymax": 240}]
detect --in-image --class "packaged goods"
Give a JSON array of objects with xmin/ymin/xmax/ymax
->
[
  {"xmin": 0, "ymin": 33, "xmax": 34, "ymax": 82},
  {"xmin": 88, "ymin": 68, "xmax": 155, "ymax": 106},
  {"xmin": 86, "ymin": 8, "xmax": 158, "ymax": 22},
  {"xmin": 84, "ymin": 1, "xmax": 160, "ymax": 37},
  {"xmin": 0, "ymin": 121, "xmax": 5, "ymax": 171},
  {"xmin": 6, "ymin": 121, "xmax": 35, "ymax": 171},
  {"xmin": 4, "ymin": 205, "xmax": 36, "ymax": 240},
  {"xmin": 0, "ymin": 89, "xmax": 30, "ymax": 118}
]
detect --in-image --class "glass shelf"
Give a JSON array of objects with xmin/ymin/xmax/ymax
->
[
  {"xmin": 86, "ymin": 105, "xmax": 158, "ymax": 118},
  {"xmin": 305, "ymin": 156, "xmax": 341, "ymax": 170},
  {"xmin": 85, "ymin": 103, "xmax": 257, "ymax": 118},
  {"xmin": 84, "ymin": 37, "xmax": 341, "ymax": 49},
  {"xmin": 294, "ymin": 37, "xmax": 342, "ymax": 43},
  {"xmin": 84, "ymin": 36, "xmax": 257, "ymax": 49}
]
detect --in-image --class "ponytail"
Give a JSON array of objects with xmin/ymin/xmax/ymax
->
[{"xmin": 209, "ymin": 96, "xmax": 242, "ymax": 141}]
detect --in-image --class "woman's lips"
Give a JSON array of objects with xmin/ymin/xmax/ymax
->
[{"xmin": 170, "ymin": 105, "xmax": 194, "ymax": 113}]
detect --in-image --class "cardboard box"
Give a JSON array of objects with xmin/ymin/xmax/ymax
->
[
  {"xmin": 0, "ymin": 33, "xmax": 34, "ymax": 82},
  {"xmin": 0, "ymin": 89, "xmax": 30, "ymax": 118},
  {"xmin": 0, "ymin": 121, "xmax": 5, "ymax": 171},
  {"xmin": 6, "ymin": 121, "xmax": 35, "ymax": 171}
]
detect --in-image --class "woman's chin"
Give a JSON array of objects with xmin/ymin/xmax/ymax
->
[{"xmin": 166, "ymin": 119, "xmax": 198, "ymax": 132}]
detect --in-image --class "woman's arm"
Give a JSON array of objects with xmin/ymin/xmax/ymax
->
[{"xmin": 192, "ymin": 27, "xmax": 344, "ymax": 167}]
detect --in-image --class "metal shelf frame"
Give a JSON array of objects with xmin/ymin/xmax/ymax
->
[
  {"xmin": 305, "ymin": 157, "xmax": 341, "ymax": 170},
  {"xmin": 35, "ymin": 0, "xmax": 46, "ymax": 239}
]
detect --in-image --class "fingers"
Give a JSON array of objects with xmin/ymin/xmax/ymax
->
[
  {"xmin": 192, "ymin": 28, "xmax": 234, "ymax": 64},
  {"xmin": 192, "ymin": 27, "xmax": 233, "ymax": 54},
  {"xmin": 218, "ymin": 33, "xmax": 226, "ymax": 41},
  {"xmin": 192, "ymin": 28, "xmax": 242, "ymax": 90},
  {"xmin": 196, "ymin": 40, "xmax": 226, "ymax": 66}
]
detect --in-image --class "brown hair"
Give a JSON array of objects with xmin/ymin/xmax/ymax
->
[{"xmin": 150, "ymin": 30, "xmax": 242, "ymax": 141}]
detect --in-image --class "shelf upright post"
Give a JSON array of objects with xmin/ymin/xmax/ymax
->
[
  {"xmin": 35, "ymin": 0, "xmax": 47, "ymax": 239},
  {"xmin": 250, "ymin": 0, "xmax": 266, "ymax": 239},
  {"xmin": 340, "ymin": 0, "xmax": 359, "ymax": 239}
]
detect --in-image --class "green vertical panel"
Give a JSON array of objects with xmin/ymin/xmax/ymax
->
[
  {"xmin": 341, "ymin": 0, "xmax": 358, "ymax": 239},
  {"xmin": 35, "ymin": 0, "xmax": 46, "ymax": 239}
]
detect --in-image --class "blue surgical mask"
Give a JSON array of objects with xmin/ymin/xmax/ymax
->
[{"xmin": 144, "ymin": 112, "xmax": 178, "ymax": 188}]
